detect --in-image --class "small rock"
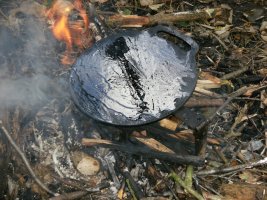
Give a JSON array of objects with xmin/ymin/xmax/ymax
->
[{"xmin": 74, "ymin": 153, "xmax": 100, "ymax": 176}]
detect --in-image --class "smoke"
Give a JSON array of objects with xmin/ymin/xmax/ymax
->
[
  {"xmin": 0, "ymin": 75, "xmax": 55, "ymax": 107},
  {"xmin": 0, "ymin": 1, "xmax": 68, "ymax": 109}
]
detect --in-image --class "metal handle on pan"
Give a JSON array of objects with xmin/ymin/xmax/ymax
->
[{"xmin": 147, "ymin": 25, "xmax": 199, "ymax": 55}]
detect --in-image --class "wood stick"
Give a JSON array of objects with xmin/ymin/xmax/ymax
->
[
  {"xmin": 196, "ymin": 86, "xmax": 249, "ymax": 131},
  {"xmin": 194, "ymin": 128, "xmax": 208, "ymax": 158},
  {"xmin": 82, "ymin": 138, "xmax": 204, "ymax": 166},
  {"xmin": 194, "ymin": 87, "xmax": 224, "ymax": 98},
  {"xmin": 106, "ymin": 8, "xmax": 217, "ymax": 27},
  {"xmin": 197, "ymin": 157, "xmax": 267, "ymax": 176},
  {"xmin": 221, "ymin": 65, "xmax": 250, "ymax": 80},
  {"xmin": 0, "ymin": 8, "xmax": 8, "ymax": 20},
  {"xmin": 0, "ymin": 120, "xmax": 57, "ymax": 196},
  {"xmin": 185, "ymin": 97, "xmax": 224, "ymax": 107}
]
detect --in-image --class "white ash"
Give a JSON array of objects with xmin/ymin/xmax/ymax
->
[
  {"xmin": 109, "ymin": 184, "xmax": 119, "ymax": 195},
  {"xmin": 25, "ymin": 100, "xmax": 92, "ymax": 181},
  {"xmin": 65, "ymin": 118, "xmax": 82, "ymax": 148}
]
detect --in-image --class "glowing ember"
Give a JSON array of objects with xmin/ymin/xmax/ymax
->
[{"xmin": 46, "ymin": 0, "xmax": 90, "ymax": 65}]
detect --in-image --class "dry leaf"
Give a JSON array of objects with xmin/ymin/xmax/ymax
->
[
  {"xmin": 257, "ymin": 68, "xmax": 267, "ymax": 76},
  {"xmin": 243, "ymin": 85, "xmax": 260, "ymax": 96},
  {"xmin": 149, "ymin": 3, "xmax": 164, "ymax": 11},
  {"xmin": 215, "ymin": 24, "xmax": 232, "ymax": 38},
  {"xmin": 207, "ymin": 138, "xmax": 221, "ymax": 145},
  {"xmin": 260, "ymin": 21, "xmax": 267, "ymax": 42},
  {"xmin": 117, "ymin": 186, "xmax": 125, "ymax": 199},
  {"xmin": 239, "ymin": 170, "xmax": 259, "ymax": 184}
]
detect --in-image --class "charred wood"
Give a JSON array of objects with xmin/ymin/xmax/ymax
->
[{"xmin": 82, "ymin": 138, "xmax": 204, "ymax": 166}]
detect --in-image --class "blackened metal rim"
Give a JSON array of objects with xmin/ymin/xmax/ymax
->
[{"xmin": 69, "ymin": 25, "xmax": 199, "ymax": 127}]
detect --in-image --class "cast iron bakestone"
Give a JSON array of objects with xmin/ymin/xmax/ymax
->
[{"xmin": 70, "ymin": 25, "xmax": 199, "ymax": 126}]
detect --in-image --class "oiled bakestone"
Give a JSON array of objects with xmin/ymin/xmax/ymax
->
[{"xmin": 70, "ymin": 26, "xmax": 198, "ymax": 126}]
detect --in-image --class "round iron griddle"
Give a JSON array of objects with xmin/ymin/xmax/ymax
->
[{"xmin": 69, "ymin": 25, "xmax": 199, "ymax": 126}]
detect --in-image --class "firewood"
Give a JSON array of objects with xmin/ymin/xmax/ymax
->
[
  {"xmin": 106, "ymin": 8, "xmax": 221, "ymax": 27},
  {"xmin": 82, "ymin": 138, "xmax": 204, "ymax": 166},
  {"xmin": 159, "ymin": 118, "xmax": 179, "ymax": 131}
]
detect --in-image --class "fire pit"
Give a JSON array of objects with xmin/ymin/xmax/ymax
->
[{"xmin": 0, "ymin": 0, "xmax": 207, "ymax": 199}]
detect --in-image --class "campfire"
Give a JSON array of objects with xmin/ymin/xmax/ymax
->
[
  {"xmin": 0, "ymin": 0, "xmax": 266, "ymax": 199},
  {"xmin": 46, "ymin": 0, "xmax": 91, "ymax": 65}
]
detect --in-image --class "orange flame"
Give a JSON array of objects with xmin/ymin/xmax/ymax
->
[{"xmin": 46, "ymin": 0, "xmax": 90, "ymax": 65}]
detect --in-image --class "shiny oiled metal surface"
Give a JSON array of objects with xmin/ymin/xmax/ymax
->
[{"xmin": 70, "ymin": 25, "xmax": 198, "ymax": 126}]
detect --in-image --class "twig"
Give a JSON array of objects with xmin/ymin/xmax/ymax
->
[
  {"xmin": 82, "ymin": 138, "xmax": 204, "ymax": 166},
  {"xmin": 185, "ymin": 97, "xmax": 224, "ymax": 107},
  {"xmin": 194, "ymin": 87, "xmax": 224, "ymax": 98},
  {"xmin": 123, "ymin": 170, "xmax": 144, "ymax": 199},
  {"xmin": 209, "ymin": 31, "xmax": 229, "ymax": 51},
  {"xmin": 214, "ymin": 147, "xmax": 228, "ymax": 164},
  {"xmin": 221, "ymin": 65, "xmax": 250, "ymax": 80},
  {"xmin": 105, "ymin": 156, "xmax": 120, "ymax": 188},
  {"xmin": 194, "ymin": 126, "xmax": 208, "ymax": 158},
  {"xmin": 234, "ymin": 97, "xmax": 261, "ymax": 101},
  {"xmin": 0, "ymin": 120, "xmax": 57, "ymax": 196},
  {"xmin": 197, "ymin": 157, "xmax": 267, "ymax": 176},
  {"xmin": 49, "ymin": 191, "xmax": 88, "ymax": 200},
  {"xmin": 169, "ymin": 171, "xmax": 204, "ymax": 200},
  {"xmin": 120, "ymin": 157, "xmax": 144, "ymax": 199},
  {"xmin": 225, "ymin": 104, "xmax": 248, "ymax": 139},
  {"xmin": 196, "ymin": 86, "xmax": 249, "ymax": 131},
  {"xmin": 148, "ymin": 161, "xmax": 179, "ymax": 200},
  {"xmin": 126, "ymin": 179, "xmax": 138, "ymax": 200},
  {"xmin": 0, "ymin": 8, "xmax": 8, "ymax": 20}
]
